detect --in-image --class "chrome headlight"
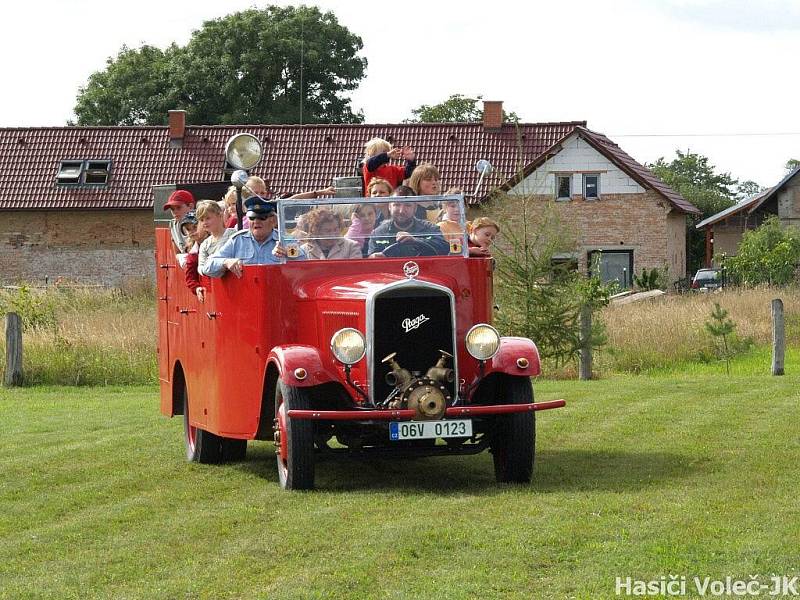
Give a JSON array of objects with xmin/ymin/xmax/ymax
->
[
  {"xmin": 330, "ymin": 328, "xmax": 366, "ymax": 365},
  {"xmin": 225, "ymin": 133, "xmax": 263, "ymax": 170},
  {"xmin": 465, "ymin": 324, "xmax": 500, "ymax": 361}
]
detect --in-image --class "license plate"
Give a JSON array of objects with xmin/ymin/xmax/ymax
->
[{"xmin": 389, "ymin": 419, "xmax": 472, "ymax": 441}]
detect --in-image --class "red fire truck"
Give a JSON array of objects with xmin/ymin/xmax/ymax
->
[{"xmin": 155, "ymin": 134, "xmax": 564, "ymax": 490}]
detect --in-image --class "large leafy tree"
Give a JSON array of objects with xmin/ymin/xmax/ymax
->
[
  {"xmin": 649, "ymin": 151, "xmax": 739, "ymax": 274},
  {"xmin": 74, "ymin": 5, "xmax": 366, "ymax": 125},
  {"xmin": 74, "ymin": 45, "xmax": 180, "ymax": 125},
  {"xmin": 406, "ymin": 94, "xmax": 520, "ymax": 123}
]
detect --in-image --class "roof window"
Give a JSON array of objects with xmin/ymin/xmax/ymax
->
[
  {"xmin": 56, "ymin": 161, "xmax": 83, "ymax": 185},
  {"xmin": 55, "ymin": 160, "xmax": 112, "ymax": 187}
]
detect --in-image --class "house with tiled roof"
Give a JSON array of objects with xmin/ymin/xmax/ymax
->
[
  {"xmin": 695, "ymin": 165, "xmax": 800, "ymax": 266},
  {"xmin": 0, "ymin": 102, "xmax": 697, "ymax": 286}
]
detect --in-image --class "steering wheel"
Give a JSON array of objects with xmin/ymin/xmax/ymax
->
[{"xmin": 381, "ymin": 238, "xmax": 442, "ymax": 258}]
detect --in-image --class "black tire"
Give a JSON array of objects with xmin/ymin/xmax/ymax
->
[
  {"xmin": 183, "ymin": 385, "xmax": 222, "ymax": 464},
  {"xmin": 275, "ymin": 381, "xmax": 315, "ymax": 490},
  {"xmin": 490, "ymin": 376, "xmax": 535, "ymax": 483},
  {"xmin": 221, "ymin": 438, "xmax": 247, "ymax": 461}
]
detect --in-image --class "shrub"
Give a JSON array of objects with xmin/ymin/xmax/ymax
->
[
  {"xmin": 0, "ymin": 286, "xmax": 57, "ymax": 331},
  {"xmin": 726, "ymin": 216, "xmax": 800, "ymax": 286}
]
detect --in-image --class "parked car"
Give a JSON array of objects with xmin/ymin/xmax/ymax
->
[{"xmin": 691, "ymin": 268, "xmax": 724, "ymax": 290}]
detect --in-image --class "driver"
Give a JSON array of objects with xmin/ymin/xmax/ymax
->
[{"xmin": 367, "ymin": 200, "xmax": 450, "ymax": 257}]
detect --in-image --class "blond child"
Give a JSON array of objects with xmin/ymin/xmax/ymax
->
[
  {"xmin": 196, "ymin": 200, "xmax": 235, "ymax": 277},
  {"xmin": 362, "ymin": 137, "xmax": 416, "ymax": 195},
  {"xmin": 468, "ymin": 217, "xmax": 500, "ymax": 257},
  {"xmin": 437, "ymin": 188, "xmax": 465, "ymax": 242}
]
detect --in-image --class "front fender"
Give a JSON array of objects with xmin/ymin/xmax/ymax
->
[
  {"xmin": 484, "ymin": 337, "xmax": 541, "ymax": 377},
  {"xmin": 267, "ymin": 345, "xmax": 340, "ymax": 387}
]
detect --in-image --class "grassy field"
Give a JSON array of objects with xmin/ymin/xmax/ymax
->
[
  {"xmin": 2, "ymin": 366, "xmax": 799, "ymax": 599},
  {"xmin": 2, "ymin": 285, "xmax": 798, "ymax": 384}
]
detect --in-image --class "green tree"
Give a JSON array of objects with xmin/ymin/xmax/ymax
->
[
  {"xmin": 406, "ymin": 94, "xmax": 520, "ymax": 123},
  {"xmin": 491, "ymin": 198, "xmax": 612, "ymax": 367},
  {"xmin": 726, "ymin": 215, "xmax": 800, "ymax": 286},
  {"xmin": 786, "ymin": 159, "xmax": 800, "ymax": 172},
  {"xmin": 74, "ymin": 45, "xmax": 180, "ymax": 125},
  {"xmin": 704, "ymin": 303, "xmax": 736, "ymax": 376},
  {"xmin": 74, "ymin": 5, "xmax": 366, "ymax": 125},
  {"xmin": 649, "ymin": 150, "xmax": 738, "ymax": 274},
  {"xmin": 736, "ymin": 180, "xmax": 764, "ymax": 200}
]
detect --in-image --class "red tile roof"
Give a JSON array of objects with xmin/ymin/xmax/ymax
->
[{"xmin": 0, "ymin": 122, "xmax": 585, "ymax": 210}]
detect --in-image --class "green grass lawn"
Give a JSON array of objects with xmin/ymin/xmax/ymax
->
[{"xmin": 2, "ymin": 370, "xmax": 799, "ymax": 599}]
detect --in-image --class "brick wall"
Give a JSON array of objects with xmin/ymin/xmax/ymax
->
[
  {"xmin": 474, "ymin": 190, "xmax": 686, "ymax": 283},
  {"xmin": 0, "ymin": 210, "xmax": 155, "ymax": 286}
]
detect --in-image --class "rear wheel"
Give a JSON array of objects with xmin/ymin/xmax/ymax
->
[
  {"xmin": 490, "ymin": 376, "xmax": 535, "ymax": 483},
  {"xmin": 183, "ymin": 385, "xmax": 222, "ymax": 464},
  {"xmin": 274, "ymin": 381, "xmax": 315, "ymax": 490}
]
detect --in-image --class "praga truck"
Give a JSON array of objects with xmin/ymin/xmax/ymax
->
[{"xmin": 155, "ymin": 134, "xmax": 564, "ymax": 490}]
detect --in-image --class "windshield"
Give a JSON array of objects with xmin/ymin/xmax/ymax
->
[
  {"xmin": 695, "ymin": 270, "xmax": 721, "ymax": 282},
  {"xmin": 277, "ymin": 194, "xmax": 468, "ymax": 260}
]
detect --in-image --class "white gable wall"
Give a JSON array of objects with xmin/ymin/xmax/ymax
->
[{"xmin": 510, "ymin": 134, "xmax": 644, "ymax": 196}]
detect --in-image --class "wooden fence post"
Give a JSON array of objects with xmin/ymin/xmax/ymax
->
[
  {"xmin": 579, "ymin": 305, "xmax": 592, "ymax": 380},
  {"xmin": 4, "ymin": 312, "xmax": 23, "ymax": 386},
  {"xmin": 772, "ymin": 298, "xmax": 784, "ymax": 376}
]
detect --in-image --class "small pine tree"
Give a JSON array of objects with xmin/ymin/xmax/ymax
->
[{"xmin": 704, "ymin": 302, "xmax": 736, "ymax": 375}]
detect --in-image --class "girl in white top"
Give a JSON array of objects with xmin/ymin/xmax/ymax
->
[{"xmin": 196, "ymin": 200, "xmax": 236, "ymax": 275}]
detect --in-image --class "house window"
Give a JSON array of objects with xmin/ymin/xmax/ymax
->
[
  {"xmin": 84, "ymin": 161, "xmax": 112, "ymax": 185},
  {"xmin": 55, "ymin": 160, "xmax": 112, "ymax": 187},
  {"xmin": 555, "ymin": 175, "xmax": 571, "ymax": 200},
  {"xmin": 583, "ymin": 173, "xmax": 600, "ymax": 199},
  {"xmin": 589, "ymin": 250, "xmax": 633, "ymax": 289},
  {"xmin": 56, "ymin": 161, "xmax": 83, "ymax": 185}
]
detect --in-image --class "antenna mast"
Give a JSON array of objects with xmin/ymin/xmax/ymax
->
[{"xmin": 299, "ymin": 19, "xmax": 304, "ymax": 126}]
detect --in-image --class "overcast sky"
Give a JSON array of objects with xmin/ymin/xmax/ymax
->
[{"xmin": 1, "ymin": 0, "xmax": 798, "ymax": 188}]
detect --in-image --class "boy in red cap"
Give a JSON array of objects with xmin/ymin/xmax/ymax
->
[{"xmin": 163, "ymin": 189, "xmax": 196, "ymax": 251}]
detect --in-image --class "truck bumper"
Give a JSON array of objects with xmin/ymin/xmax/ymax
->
[{"xmin": 287, "ymin": 399, "xmax": 565, "ymax": 420}]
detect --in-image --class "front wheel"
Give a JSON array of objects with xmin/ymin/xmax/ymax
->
[
  {"xmin": 490, "ymin": 376, "xmax": 535, "ymax": 483},
  {"xmin": 183, "ymin": 384, "xmax": 222, "ymax": 464},
  {"xmin": 274, "ymin": 381, "xmax": 315, "ymax": 490}
]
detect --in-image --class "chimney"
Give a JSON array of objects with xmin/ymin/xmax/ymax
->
[
  {"xmin": 168, "ymin": 110, "xmax": 186, "ymax": 147},
  {"xmin": 482, "ymin": 100, "xmax": 503, "ymax": 131}
]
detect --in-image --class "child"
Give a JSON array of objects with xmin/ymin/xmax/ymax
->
[
  {"xmin": 468, "ymin": 217, "xmax": 500, "ymax": 257},
  {"xmin": 196, "ymin": 200, "xmax": 235, "ymax": 277},
  {"xmin": 362, "ymin": 137, "xmax": 416, "ymax": 196},
  {"xmin": 437, "ymin": 189, "xmax": 465, "ymax": 241},
  {"xmin": 179, "ymin": 212, "xmax": 210, "ymax": 299},
  {"xmin": 345, "ymin": 202, "xmax": 380, "ymax": 256}
]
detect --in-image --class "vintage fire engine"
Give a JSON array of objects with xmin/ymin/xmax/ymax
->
[{"xmin": 155, "ymin": 134, "xmax": 564, "ymax": 490}]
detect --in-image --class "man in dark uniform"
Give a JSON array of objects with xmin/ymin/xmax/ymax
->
[{"xmin": 367, "ymin": 201, "xmax": 449, "ymax": 257}]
